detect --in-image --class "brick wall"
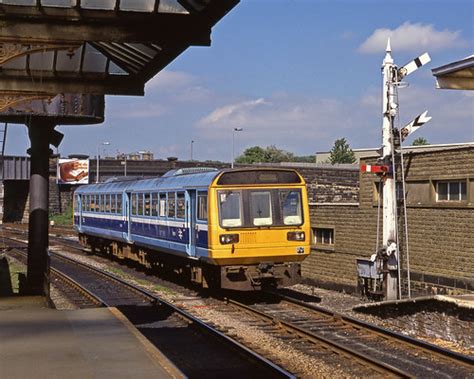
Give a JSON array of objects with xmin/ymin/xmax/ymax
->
[
  {"xmin": 2, "ymin": 180, "xmax": 29, "ymax": 223},
  {"xmin": 302, "ymin": 146, "xmax": 474, "ymax": 295}
]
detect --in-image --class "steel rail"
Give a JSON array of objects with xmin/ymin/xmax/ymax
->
[
  {"xmin": 272, "ymin": 290, "xmax": 474, "ymax": 367},
  {"xmin": 5, "ymin": 246, "xmax": 105, "ymax": 307},
  {"xmin": 226, "ymin": 298, "xmax": 413, "ymax": 378},
  {"xmin": 48, "ymin": 251, "xmax": 295, "ymax": 379}
]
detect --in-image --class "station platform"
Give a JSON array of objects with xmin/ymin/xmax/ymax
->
[{"xmin": 0, "ymin": 296, "xmax": 183, "ymax": 379}]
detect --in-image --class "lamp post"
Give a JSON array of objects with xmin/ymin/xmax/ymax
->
[
  {"xmin": 191, "ymin": 140, "xmax": 194, "ymax": 161},
  {"xmin": 96, "ymin": 141, "xmax": 110, "ymax": 183},
  {"xmin": 231, "ymin": 127, "xmax": 243, "ymax": 168}
]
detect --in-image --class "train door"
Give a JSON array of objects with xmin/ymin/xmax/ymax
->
[
  {"xmin": 124, "ymin": 192, "xmax": 132, "ymax": 242},
  {"xmin": 185, "ymin": 190, "xmax": 197, "ymax": 257},
  {"xmin": 76, "ymin": 194, "xmax": 82, "ymax": 229}
]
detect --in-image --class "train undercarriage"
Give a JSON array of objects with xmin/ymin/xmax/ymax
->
[{"xmin": 78, "ymin": 233, "xmax": 302, "ymax": 291}]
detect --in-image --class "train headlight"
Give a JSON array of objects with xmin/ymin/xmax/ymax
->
[
  {"xmin": 220, "ymin": 234, "xmax": 239, "ymax": 245},
  {"xmin": 287, "ymin": 231, "xmax": 305, "ymax": 241}
]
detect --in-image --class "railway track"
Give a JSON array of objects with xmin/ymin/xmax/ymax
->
[
  {"xmin": 3, "ymin": 226, "xmax": 473, "ymax": 377},
  {"xmin": 2, "ymin": 238, "xmax": 294, "ymax": 378},
  {"xmin": 220, "ymin": 289, "xmax": 474, "ymax": 378}
]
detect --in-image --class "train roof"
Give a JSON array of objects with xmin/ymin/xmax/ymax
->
[{"xmin": 74, "ymin": 167, "xmax": 304, "ymax": 194}]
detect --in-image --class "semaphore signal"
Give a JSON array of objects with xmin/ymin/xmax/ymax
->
[{"xmin": 400, "ymin": 110, "xmax": 432, "ymax": 142}]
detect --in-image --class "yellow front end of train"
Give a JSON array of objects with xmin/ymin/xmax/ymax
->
[{"xmin": 204, "ymin": 169, "xmax": 311, "ymax": 290}]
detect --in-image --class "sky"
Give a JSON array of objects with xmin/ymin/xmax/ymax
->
[{"xmin": 6, "ymin": 0, "xmax": 474, "ymax": 162}]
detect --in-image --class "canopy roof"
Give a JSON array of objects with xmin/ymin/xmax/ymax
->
[
  {"xmin": 432, "ymin": 56, "xmax": 474, "ymax": 90},
  {"xmin": 0, "ymin": 0, "xmax": 239, "ymax": 96}
]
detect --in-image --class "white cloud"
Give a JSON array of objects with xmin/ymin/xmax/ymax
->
[
  {"xmin": 359, "ymin": 22, "xmax": 466, "ymax": 53},
  {"xmin": 198, "ymin": 98, "xmax": 269, "ymax": 127},
  {"xmin": 145, "ymin": 70, "xmax": 196, "ymax": 92}
]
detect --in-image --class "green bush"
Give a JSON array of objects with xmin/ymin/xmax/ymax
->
[{"xmin": 49, "ymin": 206, "xmax": 73, "ymax": 226}]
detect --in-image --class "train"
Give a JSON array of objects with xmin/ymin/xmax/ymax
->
[{"xmin": 73, "ymin": 167, "xmax": 311, "ymax": 290}]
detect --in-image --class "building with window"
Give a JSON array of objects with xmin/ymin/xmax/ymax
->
[{"xmin": 301, "ymin": 143, "xmax": 473, "ymax": 295}]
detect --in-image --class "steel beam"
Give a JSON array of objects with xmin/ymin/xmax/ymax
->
[
  {"xmin": 0, "ymin": 16, "xmax": 211, "ymax": 45},
  {"xmin": 0, "ymin": 73, "xmax": 144, "ymax": 96}
]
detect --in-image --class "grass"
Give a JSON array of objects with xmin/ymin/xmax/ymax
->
[{"xmin": 49, "ymin": 206, "xmax": 73, "ymax": 226}]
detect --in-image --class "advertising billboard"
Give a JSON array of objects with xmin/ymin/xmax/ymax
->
[{"xmin": 57, "ymin": 159, "xmax": 89, "ymax": 184}]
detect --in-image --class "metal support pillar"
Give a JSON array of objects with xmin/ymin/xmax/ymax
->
[{"xmin": 26, "ymin": 119, "xmax": 55, "ymax": 296}]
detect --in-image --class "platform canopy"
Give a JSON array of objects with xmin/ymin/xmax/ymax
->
[
  {"xmin": 0, "ymin": 0, "xmax": 239, "ymax": 96},
  {"xmin": 432, "ymin": 56, "xmax": 474, "ymax": 90}
]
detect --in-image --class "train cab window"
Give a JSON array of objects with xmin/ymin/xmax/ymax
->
[
  {"xmin": 137, "ymin": 193, "xmax": 144, "ymax": 215},
  {"xmin": 144, "ymin": 193, "xmax": 151, "ymax": 216},
  {"xmin": 151, "ymin": 193, "xmax": 158, "ymax": 216},
  {"xmin": 279, "ymin": 190, "xmax": 303, "ymax": 225},
  {"xmin": 167, "ymin": 192, "xmax": 176, "ymax": 218},
  {"xmin": 176, "ymin": 192, "xmax": 185, "ymax": 219},
  {"xmin": 132, "ymin": 193, "xmax": 137, "ymax": 215},
  {"xmin": 250, "ymin": 191, "xmax": 272, "ymax": 226},
  {"xmin": 159, "ymin": 193, "xmax": 167, "ymax": 217},
  {"xmin": 219, "ymin": 191, "xmax": 242, "ymax": 227},
  {"xmin": 197, "ymin": 192, "xmax": 208, "ymax": 221}
]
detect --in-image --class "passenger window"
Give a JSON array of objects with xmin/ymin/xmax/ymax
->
[
  {"xmin": 100, "ymin": 195, "xmax": 105, "ymax": 213},
  {"xmin": 137, "ymin": 193, "xmax": 144, "ymax": 215},
  {"xmin": 151, "ymin": 193, "xmax": 158, "ymax": 217},
  {"xmin": 197, "ymin": 192, "xmax": 208, "ymax": 221},
  {"xmin": 167, "ymin": 192, "xmax": 176, "ymax": 218},
  {"xmin": 111, "ymin": 195, "xmax": 116, "ymax": 213},
  {"xmin": 279, "ymin": 190, "xmax": 302, "ymax": 225},
  {"xmin": 105, "ymin": 194, "xmax": 110, "ymax": 213},
  {"xmin": 117, "ymin": 195, "xmax": 122, "ymax": 214},
  {"xmin": 219, "ymin": 191, "xmax": 242, "ymax": 227},
  {"xmin": 144, "ymin": 193, "xmax": 151, "ymax": 216},
  {"xmin": 131, "ymin": 193, "xmax": 137, "ymax": 215},
  {"xmin": 159, "ymin": 193, "xmax": 167, "ymax": 217},
  {"xmin": 250, "ymin": 191, "xmax": 272, "ymax": 226},
  {"xmin": 176, "ymin": 192, "xmax": 185, "ymax": 219}
]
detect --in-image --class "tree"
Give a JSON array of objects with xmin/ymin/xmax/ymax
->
[
  {"xmin": 328, "ymin": 138, "xmax": 356, "ymax": 164},
  {"xmin": 412, "ymin": 137, "xmax": 429, "ymax": 146},
  {"xmin": 235, "ymin": 145, "xmax": 295, "ymax": 164}
]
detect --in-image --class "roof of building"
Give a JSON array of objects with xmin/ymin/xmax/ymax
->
[
  {"xmin": 0, "ymin": 0, "xmax": 239, "ymax": 96},
  {"xmin": 432, "ymin": 55, "xmax": 474, "ymax": 90}
]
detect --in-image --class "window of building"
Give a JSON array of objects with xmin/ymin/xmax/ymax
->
[
  {"xmin": 197, "ymin": 191, "xmax": 208, "ymax": 221},
  {"xmin": 436, "ymin": 180, "xmax": 467, "ymax": 202},
  {"xmin": 313, "ymin": 227, "xmax": 334, "ymax": 246}
]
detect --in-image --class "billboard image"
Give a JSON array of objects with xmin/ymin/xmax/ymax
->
[{"xmin": 57, "ymin": 159, "xmax": 89, "ymax": 184}]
